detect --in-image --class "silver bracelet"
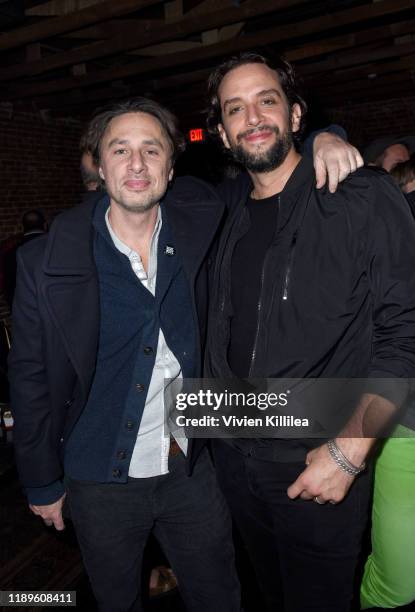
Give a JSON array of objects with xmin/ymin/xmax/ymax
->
[{"xmin": 327, "ymin": 439, "xmax": 366, "ymax": 476}]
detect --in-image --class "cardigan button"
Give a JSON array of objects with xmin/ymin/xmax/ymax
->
[
  {"xmin": 117, "ymin": 450, "xmax": 126, "ymax": 460},
  {"xmin": 126, "ymin": 421, "xmax": 134, "ymax": 430},
  {"xmin": 135, "ymin": 383, "xmax": 145, "ymax": 392},
  {"xmin": 143, "ymin": 346, "xmax": 153, "ymax": 355},
  {"xmin": 112, "ymin": 469, "xmax": 121, "ymax": 478}
]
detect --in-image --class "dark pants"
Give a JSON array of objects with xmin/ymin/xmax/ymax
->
[
  {"xmin": 65, "ymin": 449, "xmax": 241, "ymax": 612},
  {"xmin": 212, "ymin": 440, "xmax": 371, "ymax": 612}
]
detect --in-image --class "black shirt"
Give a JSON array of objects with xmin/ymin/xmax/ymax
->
[{"xmin": 228, "ymin": 193, "xmax": 279, "ymax": 377}]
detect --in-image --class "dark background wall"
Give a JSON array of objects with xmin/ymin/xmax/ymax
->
[
  {"xmin": 326, "ymin": 95, "xmax": 415, "ymax": 151},
  {"xmin": 0, "ymin": 103, "xmax": 82, "ymax": 240},
  {"xmin": 0, "ymin": 95, "xmax": 414, "ymax": 240}
]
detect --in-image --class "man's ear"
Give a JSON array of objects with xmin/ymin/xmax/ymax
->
[
  {"xmin": 291, "ymin": 103, "xmax": 302, "ymax": 134},
  {"xmin": 99, "ymin": 167, "xmax": 105, "ymax": 181},
  {"xmin": 218, "ymin": 124, "xmax": 231, "ymax": 150},
  {"xmin": 168, "ymin": 167, "xmax": 174, "ymax": 182}
]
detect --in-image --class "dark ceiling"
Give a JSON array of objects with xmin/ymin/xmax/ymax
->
[{"xmin": 1, "ymin": 0, "xmax": 414, "ymax": 130}]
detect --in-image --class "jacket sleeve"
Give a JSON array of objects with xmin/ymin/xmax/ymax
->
[
  {"xmin": 8, "ymin": 248, "xmax": 64, "ymax": 499},
  {"xmin": 365, "ymin": 172, "xmax": 415, "ymax": 405},
  {"xmin": 302, "ymin": 124, "xmax": 348, "ymax": 157}
]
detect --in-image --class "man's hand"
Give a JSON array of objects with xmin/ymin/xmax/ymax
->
[
  {"xmin": 29, "ymin": 493, "xmax": 66, "ymax": 531},
  {"xmin": 313, "ymin": 132, "xmax": 363, "ymax": 193},
  {"xmin": 287, "ymin": 443, "xmax": 356, "ymax": 504}
]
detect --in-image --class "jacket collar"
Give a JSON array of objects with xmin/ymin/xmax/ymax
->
[
  {"xmin": 43, "ymin": 196, "xmax": 101, "ymax": 276},
  {"xmin": 236, "ymin": 155, "xmax": 314, "ymax": 200},
  {"xmin": 43, "ymin": 177, "xmax": 225, "ymax": 280},
  {"xmin": 161, "ymin": 176, "xmax": 225, "ymax": 283}
]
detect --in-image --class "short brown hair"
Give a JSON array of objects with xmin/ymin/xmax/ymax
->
[
  {"xmin": 390, "ymin": 156, "xmax": 415, "ymax": 189},
  {"xmin": 84, "ymin": 97, "xmax": 186, "ymax": 165},
  {"xmin": 206, "ymin": 51, "xmax": 307, "ymax": 146}
]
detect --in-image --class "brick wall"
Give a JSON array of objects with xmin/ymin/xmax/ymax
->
[
  {"xmin": 325, "ymin": 95, "xmax": 415, "ymax": 152},
  {"xmin": 0, "ymin": 103, "xmax": 82, "ymax": 240}
]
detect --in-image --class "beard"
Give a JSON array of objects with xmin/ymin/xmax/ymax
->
[{"xmin": 230, "ymin": 125, "xmax": 293, "ymax": 173}]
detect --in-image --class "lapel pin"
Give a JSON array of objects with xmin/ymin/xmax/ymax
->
[{"xmin": 164, "ymin": 245, "xmax": 175, "ymax": 256}]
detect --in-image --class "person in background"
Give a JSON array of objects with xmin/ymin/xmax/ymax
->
[
  {"xmin": 363, "ymin": 135, "xmax": 414, "ymax": 172},
  {"xmin": 360, "ymin": 157, "xmax": 415, "ymax": 610},
  {"xmin": 3, "ymin": 209, "xmax": 47, "ymax": 310},
  {"xmin": 390, "ymin": 155, "xmax": 415, "ymax": 213},
  {"xmin": 80, "ymin": 150, "xmax": 101, "ymax": 193}
]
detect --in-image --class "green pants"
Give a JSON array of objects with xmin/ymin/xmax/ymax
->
[{"xmin": 361, "ymin": 426, "xmax": 415, "ymax": 609}]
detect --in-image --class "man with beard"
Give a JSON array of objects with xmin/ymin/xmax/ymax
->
[{"xmin": 205, "ymin": 53, "xmax": 415, "ymax": 611}]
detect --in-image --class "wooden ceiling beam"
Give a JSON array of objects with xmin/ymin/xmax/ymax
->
[
  {"xmin": 25, "ymin": 0, "xmax": 105, "ymax": 17},
  {"xmin": 30, "ymin": 67, "xmax": 415, "ymax": 118},
  {"xmin": 28, "ymin": 44, "xmax": 415, "ymax": 112},
  {"xmin": 320, "ymin": 73, "xmax": 415, "ymax": 105},
  {"xmin": 302, "ymin": 48, "xmax": 415, "ymax": 86},
  {"xmin": 0, "ymin": 0, "xmax": 308, "ymax": 81},
  {"xmin": 5, "ymin": 0, "xmax": 415, "ymax": 99},
  {"xmin": 63, "ymin": 18, "xmax": 162, "ymax": 40},
  {"xmin": 316, "ymin": 64, "xmax": 414, "ymax": 94},
  {"xmin": 0, "ymin": 0, "xmax": 163, "ymax": 52},
  {"xmin": 30, "ymin": 67, "xmax": 212, "ymax": 111},
  {"xmin": 299, "ymin": 20, "xmax": 415, "ymax": 75},
  {"xmin": 185, "ymin": 0, "xmax": 237, "ymax": 19}
]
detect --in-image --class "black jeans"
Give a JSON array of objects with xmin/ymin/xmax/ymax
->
[
  {"xmin": 65, "ymin": 449, "xmax": 240, "ymax": 612},
  {"xmin": 212, "ymin": 440, "xmax": 371, "ymax": 612}
]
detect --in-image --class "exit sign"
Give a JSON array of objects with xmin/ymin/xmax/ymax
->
[{"xmin": 189, "ymin": 128, "xmax": 204, "ymax": 142}]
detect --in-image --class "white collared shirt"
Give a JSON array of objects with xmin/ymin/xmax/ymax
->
[{"xmin": 105, "ymin": 207, "xmax": 187, "ymax": 478}]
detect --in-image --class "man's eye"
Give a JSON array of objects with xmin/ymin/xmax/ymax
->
[
  {"xmin": 146, "ymin": 149, "xmax": 159, "ymax": 156},
  {"xmin": 228, "ymin": 106, "xmax": 242, "ymax": 115},
  {"xmin": 262, "ymin": 98, "xmax": 276, "ymax": 105},
  {"xmin": 114, "ymin": 148, "xmax": 127, "ymax": 155}
]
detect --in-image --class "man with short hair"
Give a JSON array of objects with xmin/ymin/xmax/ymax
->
[
  {"xmin": 8, "ymin": 98, "xmax": 241, "ymax": 612},
  {"xmin": 80, "ymin": 149, "xmax": 101, "ymax": 192},
  {"xmin": 364, "ymin": 135, "xmax": 414, "ymax": 172},
  {"xmin": 205, "ymin": 52, "xmax": 415, "ymax": 611}
]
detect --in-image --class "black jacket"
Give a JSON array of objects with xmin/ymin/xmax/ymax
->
[
  {"xmin": 8, "ymin": 177, "xmax": 224, "ymax": 493},
  {"xmin": 206, "ymin": 157, "xmax": 415, "ymax": 408}
]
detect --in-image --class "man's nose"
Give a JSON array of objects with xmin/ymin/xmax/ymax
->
[
  {"xmin": 246, "ymin": 104, "xmax": 262, "ymax": 127},
  {"xmin": 128, "ymin": 151, "xmax": 145, "ymax": 172}
]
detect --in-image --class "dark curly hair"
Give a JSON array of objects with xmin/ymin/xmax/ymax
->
[
  {"xmin": 206, "ymin": 51, "xmax": 307, "ymax": 146},
  {"xmin": 83, "ymin": 97, "xmax": 186, "ymax": 165}
]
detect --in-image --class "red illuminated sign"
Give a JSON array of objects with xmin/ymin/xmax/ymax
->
[{"xmin": 189, "ymin": 128, "xmax": 204, "ymax": 142}]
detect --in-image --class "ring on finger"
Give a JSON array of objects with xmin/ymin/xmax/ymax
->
[{"xmin": 313, "ymin": 496, "xmax": 325, "ymax": 505}]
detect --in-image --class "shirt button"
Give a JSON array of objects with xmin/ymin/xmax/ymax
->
[
  {"xmin": 112, "ymin": 469, "xmax": 121, "ymax": 478},
  {"xmin": 135, "ymin": 383, "xmax": 145, "ymax": 392},
  {"xmin": 126, "ymin": 421, "xmax": 134, "ymax": 430},
  {"xmin": 117, "ymin": 450, "xmax": 126, "ymax": 460},
  {"xmin": 143, "ymin": 346, "xmax": 153, "ymax": 355}
]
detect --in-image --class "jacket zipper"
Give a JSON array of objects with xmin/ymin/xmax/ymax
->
[
  {"xmin": 249, "ymin": 196, "xmax": 281, "ymax": 376},
  {"xmin": 246, "ymin": 178, "xmax": 313, "ymax": 376},
  {"xmin": 282, "ymin": 230, "xmax": 298, "ymax": 301}
]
